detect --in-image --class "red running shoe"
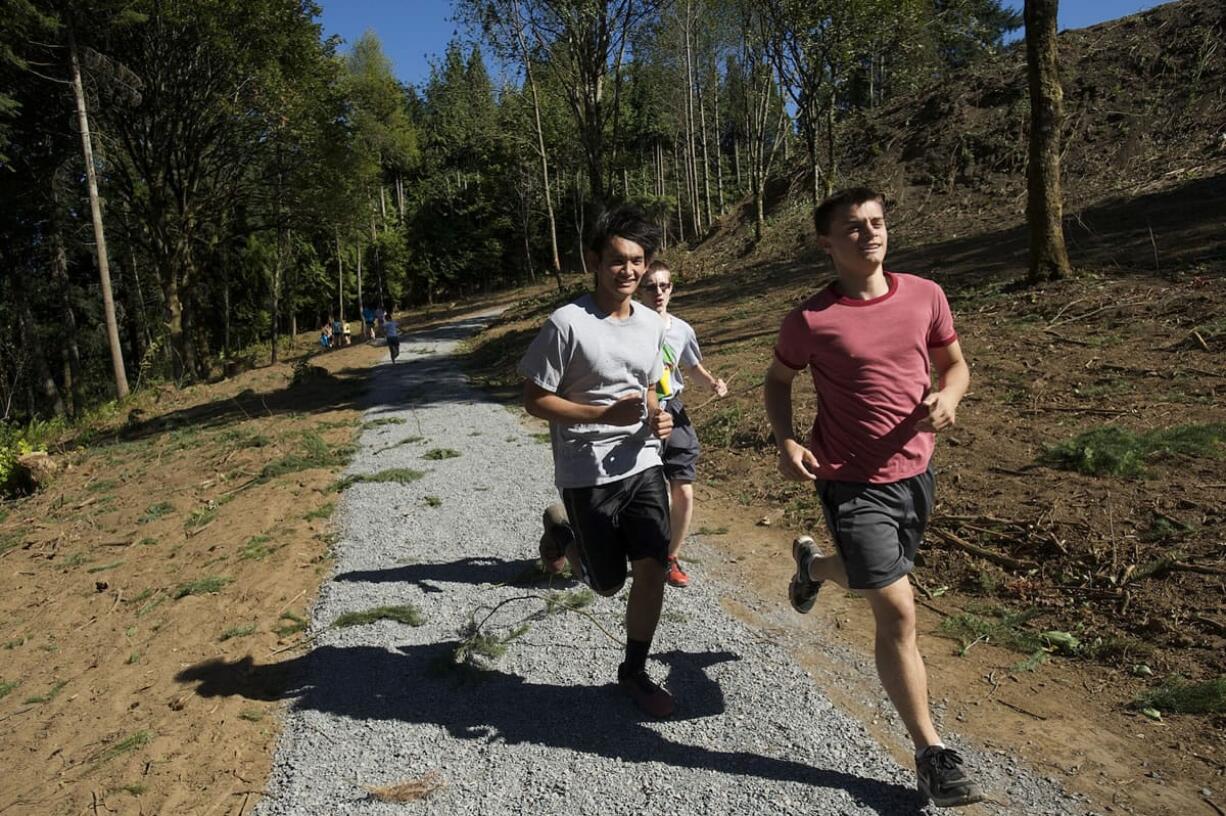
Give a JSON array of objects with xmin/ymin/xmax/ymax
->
[
  {"xmin": 617, "ymin": 663, "xmax": 674, "ymax": 718},
  {"xmin": 665, "ymin": 556, "xmax": 689, "ymax": 588}
]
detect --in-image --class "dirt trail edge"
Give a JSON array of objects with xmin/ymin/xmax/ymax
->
[{"xmin": 247, "ymin": 311, "xmax": 1085, "ymax": 816}]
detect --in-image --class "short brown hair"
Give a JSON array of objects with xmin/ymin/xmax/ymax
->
[
  {"xmin": 646, "ymin": 259, "xmax": 670, "ymax": 275},
  {"xmin": 814, "ymin": 187, "xmax": 885, "ymax": 235}
]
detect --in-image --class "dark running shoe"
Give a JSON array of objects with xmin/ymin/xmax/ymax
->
[
  {"xmin": 617, "ymin": 663, "xmax": 674, "ymax": 719},
  {"xmin": 539, "ymin": 503, "xmax": 573, "ymax": 575},
  {"xmin": 788, "ymin": 535, "xmax": 823, "ymax": 614},
  {"xmin": 916, "ymin": 747, "xmax": 985, "ymax": 808}
]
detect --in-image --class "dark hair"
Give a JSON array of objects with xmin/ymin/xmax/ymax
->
[
  {"xmin": 814, "ymin": 187, "xmax": 885, "ymax": 235},
  {"xmin": 586, "ymin": 204, "xmax": 662, "ymax": 259}
]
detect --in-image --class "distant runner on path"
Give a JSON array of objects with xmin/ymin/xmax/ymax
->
[
  {"xmin": 638, "ymin": 259, "xmax": 727, "ymax": 588},
  {"xmin": 763, "ymin": 187, "xmax": 984, "ymax": 808},
  {"xmin": 384, "ymin": 311, "xmax": 401, "ymax": 363},
  {"xmin": 518, "ymin": 204, "xmax": 676, "ymax": 719}
]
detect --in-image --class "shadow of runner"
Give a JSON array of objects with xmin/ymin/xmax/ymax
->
[
  {"xmin": 333, "ymin": 558, "xmax": 572, "ymax": 592},
  {"xmin": 176, "ymin": 642, "xmax": 924, "ymax": 815}
]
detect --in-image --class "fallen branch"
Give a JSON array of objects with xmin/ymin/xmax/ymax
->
[
  {"xmin": 929, "ymin": 527, "xmax": 1038, "ymax": 572},
  {"xmin": 996, "ymin": 698, "xmax": 1048, "ymax": 720}
]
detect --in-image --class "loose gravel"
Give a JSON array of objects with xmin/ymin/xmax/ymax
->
[{"xmin": 255, "ymin": 312, "xmax": 1097, "ymax": 816}]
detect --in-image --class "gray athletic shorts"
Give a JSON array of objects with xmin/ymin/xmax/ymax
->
[
  {"xmin": 815, "ymin": 467, "xmax": 935, "ymax": 590},
  {"xmin": 661, "ymin": 399, "xmax": 699, "ymax": 483}
]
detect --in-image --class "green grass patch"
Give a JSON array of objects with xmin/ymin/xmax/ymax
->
[
  {"xmin": 545, "ymin": 588, "xmax": 594, "ymax": 614},
  {"xmin": 363, "ymin": 417, "xmax": 406, "ymax": 428},
  {"xmin": 184, "ymin": 505, "xmax": 217, "ymax": 532},
  {"xmin": 172, "ymin": 576, "xmax": 230, "ymax": 599},
  {"xmin": 0, "ymin": 679, "xmax": 19, "ymax": 699},
  {"xmin": 238, "ymin": 708, "xmax": 264, "ymax": 722},
  {"xmin": 138, "ymin": 536, "xmax": 158, "ymax": 547},
  {"xmin": 86, "ymin": 560, "xmax": 125, "ymax": 574},
  {"xmin": 698, "ymin": 404, "xmax": 744, "ymax": 449},
  {"xmin": 113, "ymin": 783, "xmax": 147, "ymax": 796},
  {"xmin": 530, "ymin": 432, "xmax": 551, "ymax": 444},
  {"xmin": 63, "ymin": 552, "xmax": 90, "ymax": 568},
  {"xmin": 219, "ymin": 623, "xmax": 257, "ymax": 642},
  {"xmin": 136, "ymin": 595, "xmax": 165, "ymax": 618},
  {"xmin": 1136, "ymin": 676, "xmax": 1226, "ymax": 715},
  {"xmin": 217, "ymin": 429, "xmax": 272, "ymax": 448},
  {"xmin": 258, "ymin": 431, "xmax": 354, "ymax": 482},
  {"xmin": 1039, "ymin": 423, "xmax": 1226, "ymax": 478},
  {"xmin": 938, "ymin": 606, "xmax": 1044, "ymax": 655},
  {"xmin": 333, "ymin": 468, "xmax": 425, "ymax": 491},
  {"xmin": 93, "ymin": 731, "xmax": 152, "ymax": 765},
  {"xmin": 274, "ymin": 611, "xmax": 307, "ymax": 637},
  {"xmin": 3, "ymin": 637, "xmax": 26, "ymax": 649},
  {"xmin": 126, "ymin": 651, "xmax": 140, "ymax": 665},
  {"xmin": 24, "ymin": 679, "xmax": 67, "ymax": 704},
  {"xmin": 423, "ymin": 496, "xmax": 442, "ymax": 507},
  {"xmin": 332, "ymin": 604, "xmax": 424, "ymax": 628},
  {"xmin": 138, "ymin": 501, "xmax": 174, "ymax": 524},
  {"xmin": 696, "ymin": 525, "xmax": 729, "ymax": 536},
  {"xmin": 239, "ymin": 535, "xmax": 274, "ymax": 561},
  {"xmin": 88, "ymin": 478, "xmax": 119, "ymax": 493},
  {"xmin": 423, "ymin": 448, "xmax": 461, "ymax": 460},
  {"xmin": 303, "ymin": 502, "xmax": 334, "ymax": 521}
]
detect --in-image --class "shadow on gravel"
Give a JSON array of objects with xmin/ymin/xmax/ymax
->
[
  {"xmin": 177, "ymin": 642, "xmax": 923, "ymax": 813},
  {"xmin": 333, "ymin": 557, "xmax": 569, "ymax": 592}
]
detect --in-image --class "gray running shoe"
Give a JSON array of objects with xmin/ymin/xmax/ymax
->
[
  {"xmin": 788, "ymin": 535, "xmax": 823, "ymax": 614},
  {"xmin": 917, "ymin": 747, "xmax": 986, "ymax": 808}
]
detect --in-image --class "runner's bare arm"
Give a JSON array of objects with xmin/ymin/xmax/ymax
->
[
  {"xmin": 917, "ymin": 340, "xmax": 969, "ymax": 432},
  {"xmin": 523, "ymin": 381, "xmax": 643, "ymax": 426},
  {"xmin": 684, "ymin": 363, "xmax": 727, "ymax": 396},
  {"xmin": 763, "ymin": 358, "xmax": 819, "ymax": 481}
]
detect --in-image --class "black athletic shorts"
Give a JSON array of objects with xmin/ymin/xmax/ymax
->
[
  {"xmin": 815, "ymin": 467, "xmax": 935, "ymax": 591},
  {"xmin": 661, "ymin": 398, "xmax": 700, "ymax": 483},
  {"xmin": 561, "ymin": 466, "xmax": 670, "ymax": 593}
]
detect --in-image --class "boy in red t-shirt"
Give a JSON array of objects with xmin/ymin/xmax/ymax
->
[{"xmin": 763, "ymin": 187, "xmax": 983, "ymax": 808}]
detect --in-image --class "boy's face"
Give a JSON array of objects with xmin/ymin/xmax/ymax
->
[
  {"xmin": 590, "ymin": 235, "xmax": 650, "ymax": 302},
  {"xmin": 818, "ymin": 200, "xmax": 888, "ymax": 276},
  {"xmin": 639, "ymin": 269, "xmax": 672, "ymax": 314}
]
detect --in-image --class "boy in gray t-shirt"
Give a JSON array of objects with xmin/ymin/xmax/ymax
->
[{"xmin": 518, "ymin": 205, "xmax": 676, "ymax": 719}]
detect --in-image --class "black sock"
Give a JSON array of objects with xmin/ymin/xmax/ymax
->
[{"xmin": 623, "ymin": 638, "xmax": 650, "ymax": 675}]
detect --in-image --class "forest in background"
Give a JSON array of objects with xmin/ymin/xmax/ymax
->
[{"xmin": 0, "ymin": 0, "xmax": 1020, "ymax": 455}]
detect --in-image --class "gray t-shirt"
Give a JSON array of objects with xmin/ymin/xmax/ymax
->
[
  {"xmin": 657, "ymin": 315, "xmax": 702, "ymax": 403},
  {"xmin": 517, "ymin": 294, "xmax": 666, "ymax": 489}
]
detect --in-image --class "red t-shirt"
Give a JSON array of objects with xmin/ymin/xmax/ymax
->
[{"xmin": 773, "ymin": 272, "xmax": 957, "ymax": 484}]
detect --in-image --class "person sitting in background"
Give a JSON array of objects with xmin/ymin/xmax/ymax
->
[{"xmin": 320, "ymin": 320, "xmax": 334, "ymax": 350}]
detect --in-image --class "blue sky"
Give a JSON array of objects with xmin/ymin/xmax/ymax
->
[{"xmin": 317, "ymin": 0, "xmax": 1174, "ymax": 88}]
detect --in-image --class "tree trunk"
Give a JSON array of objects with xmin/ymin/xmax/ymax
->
[
  {"xmin": 11, "ymin": 269, "xmax": 65, "ymax": 418},
  {"xmin": 270, "ymin": 229, "xmax": 281, "ymax": 365},
  {"xmin": 356, "ymin": 240, "xmax": 364, "ymax": 318},
  {"xmin": 674, "ymin": 140, "xmax": 686, "ymax": 243},
  {"xmin": 698, "ymin": 77, "xmax": 713, "ymax": 228},
  {"xmin": 1025, "ymin": 0, "xmax": 1073, "ymax": 283},
  {"xmin": 336, "ymin": 227, "xmax": 344, "ymax": 322},
  {"xmin": 713, "ymin": 86, "xmax": 726, "ymax": 214},
  {"xmin": 69, "ymin": 26, "xmax": 129, "ymax": 399},
  {"xmin": 513, "ymin": 2, "xmax": 563, "ymax": 290},
  {"xmin": 49, "ymin": 224, "xmax": 82, "ymax": 414}
]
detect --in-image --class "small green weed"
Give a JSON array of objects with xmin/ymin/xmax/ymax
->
[
  {"xmin": 423, "ymin": 496, "xmax": 442, "ymax": 507},
  {"xmin": 545, "ymin": 588, "xmax": 594, "ymax": 614},
  {"xmin": 86, "ymin": 560, "xmax": 125, "ymax": 574},
  {"xmin": 126, "ymin": 651, "xmax": 141, "ymax": 665},
  {"xmin": 274, "ymin": 611, "xmax": 307, "ymax": 637},
  {"xmin": 363, "ymin": 417, "xmax": 406, "ymax": 429},
  {"xmin": 332, "ymin": 604, "xmax": 424, "ymax": 628},
  {"xmin": 138, "ymin": 537, "xmax": 158, "ymax": 547},
  {"xmin": 0, "ymin": 679, "xmax": 19, "ymax": 699},
  {"xmin": 423, "ymin": 448, "xmax": 461, "ymax": 460},
  {"xmin": 3, "ymin": 637, "xmax": 26, "ymax": 649},
  {"xmin": 114, "ymin": 783, "xmax": 147, "ymax": 796},
  {"xmin": 1136, "ymin": 676, "xmax": 1226, "ymax": 715},
  {"xmin": 239, "ymin": 535, "xmax": 274, "ymax": 560},
  {"xmin": 696, "ymin": 525, "xmax": 729, "ymax": 536},
  {"xmin": 93, "ymin": 731, "xmax": 152, "ymax": 765},
  {"xmin": 531, "ymin": 432, "xmax": 551, "ymax": 444},
  {"xmin": 24, "ymin": 679, "xmax": 67, "ymax": 704},
  {"xmin": 303, "ymin": 502, "xmax": 334, "ymax": 521},
  {"xmin": 219, "ymin": 623, "xmax": 257, "ymax": 642},
  {"xmin": 173, "ymin": 576, "xmax": 230, "ymax": 599},
  {"xmin": 939, "ymin": 606, "xmax": 1044, "ymax": 654},
  {"xmin": 138, "ymin": 501, "xmax": 174, "ymax": 524},
  {"xmin": 238, "ymin": 708, "xmax": 264, "ymax": 722},
  {"xmin": 258, "ymin": 432, "xmax": 354, "ymax": 482},
  {"xmin": 184, "ymin": 505, "xmax": 217, "ymax": 532},
  {"xmin": 333, "ymin": 468, "xmax": 425, "ymax": 491},
  {"xmin": 1039, "ymin": 423, "xmax": 1226, "ymax": 478},
  {"xmin": 88, "ymin": 478, "xmax": 119, "ymax": 493},
  {"xmin": 136, "ymin": 595, "xmax": 165, "ymax": 618},
  {"xmin": 1011, "ymin": 650, "xmax": 1050, "ymax": 673}
]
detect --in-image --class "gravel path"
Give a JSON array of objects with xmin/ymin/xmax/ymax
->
[{"xmin": 255, "ymin": 312, "xmax": 1093, "ymax": 816}]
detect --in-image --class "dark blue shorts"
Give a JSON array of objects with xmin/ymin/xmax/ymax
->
[{"xmin": 815, "ymin": 467, "xmax": 934, "ymax": 590}]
